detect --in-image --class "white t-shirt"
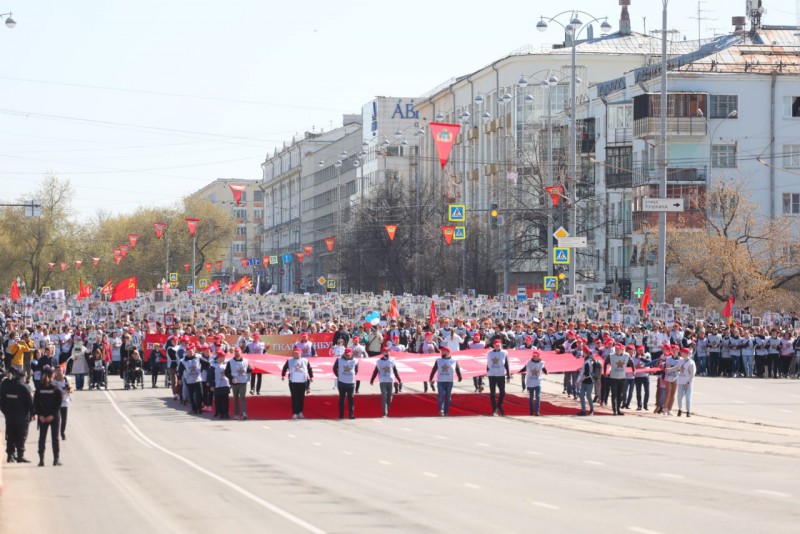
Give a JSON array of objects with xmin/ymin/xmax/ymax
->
[{"xmin": 524, "ymin": 360, "xmax": 545, "ymax": 388}]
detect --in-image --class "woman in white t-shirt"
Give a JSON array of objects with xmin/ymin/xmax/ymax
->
[{"xmin": 667, "ymin": 347, "xmax": 696, "ymax": 417}]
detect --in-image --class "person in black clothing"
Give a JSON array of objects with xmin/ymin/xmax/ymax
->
[
  {"xmin": 1, "ymin": 366, "xmax": 34, "ymax": 463},
  {"xmin": 34, "ymin": 367, "xmax": 63, "ymax": 466},
  {"xmin": 331, "ymin": 325, "xmax": 350, "ymax": 348},
  {"xmin": 149, "ymin": 343, "xmax": 164, "ymax": 388}
]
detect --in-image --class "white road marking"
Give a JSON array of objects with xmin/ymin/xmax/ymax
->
[
  {"xmin": 779, "ymin": 409, "xmax": 792, "ymax": 414},
  {"xmin": 658, "ymin": 472, "xmax": 685, "ymax": 479},
  {"xmin": 103, "ymin": 391, "xmax": 327, "ymax": 534},
  {"xmin": 434, "ymin": 435, "xmax": 447, "ymax": 440},
  {"xmin": 584, "ymin": 460, "xmax": 605, "ymax": 466},
  {"xmin": 312, "ymin": 442, "xmax": 322, "ymax": 447},
  {"xmin": 744, "ymin": 386, "xmax": 755, "ymax": 390},
  {"xmin": 733, "ymin": 400, "xmax": 746, "ymax": 404},
  {"xmin": 107, "ymin": 390, "xmax": 116, "ymax": 398},
  {"xmin": 526, "ymin": 451, "xmax": 542, "ymax": 456},
  {"xmin": 533, "ymin": 501, "xmax": 559, "ymax": 510},
  {"xmin": 122, "ymin": 424, "xmax": 152, "ymax": 449},
  {"xmin": 475, "ymin": 442, "xmax": 491, "ymax": 447},
  {"xmin": 378, "ymin": 460, "xmax": 392, "ymax": 465},
  {"xmin": 423, "ymin": 472, "xmax": 439, "ymax": 478},
  {"xmin": 464, "ymin": 483, "xmax": 480, "ymax": 489},
  {"xmin": 629, "ymin": 527, "xmax": 661, "ymax": 534},
  {"xmin": 261, "ymin": 426, "xmax": 271, "ymax": 430},
  {"xmin": 287, "ymin": 434, "xmax": 296, "ymax": 439},
  {"xmin": 755, "ymin": 489, "xmax": 791, "ymax": 498},
  {"xmin": 402, "ymin": 427, "xmax": 412, "ymax": 432},
  {"xmin": 342, "ymin": 451, "xmax": 354, "ymax": 456}
]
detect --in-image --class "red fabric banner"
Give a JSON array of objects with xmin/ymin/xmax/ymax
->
[
  {"xmin": 303, "ymin": 245, "xmax": 313, "ymax": 256},
  {"xmin": 228, "ymin": 276, "xmax": 251, "ymax": 294},
  {"xmin": 441, "ymin": 225, "xmax": 455, "ymax": 245},
  {"xmin": 205, "ymin": 262, "xmax": 212, "ymax": 273},
  {"xmin": 295, "ymin": 252, "xmax": 304, "ymax": 263},
  {"xmin": 92, "ymin": 257, "xmax": 100, "ymax": 267},
  {"xmin": 429, "ymin": 299, "xmax": 437, "ymax": 328},
  {"xmin": 60, "ymin": 261, "xmax": 67, "ymax": 272},
  {"xmin": 385, "ymin": 224, "xmax": 398, "ymax": 241},
  {"xmin": 202, "ymin": 280, "xmax": 220, "ymax": 294},
  {"xmin": 240, "ymin": 257, "xmax": 248, "ymax": 268},
  {"xmin": 262, "ymin": 257, "xmax": 269, "ymax": 268},
  {"xmin": 641, "ymin": 284, "xmax": 651, "ymax": 317},
  {"xmin": 10, "ymin": 280, "xmax": 20, "ymax": 301},
  {"xmin": 110, "ymin": 276, "xmax": 137, "ymax": 302},
  {"xmin": 128, "ymin": 233, "xmax": 140, "ymax": 248},
  {"xmin": 77, "ymin": 280, "xmax": 91, "ymax": 300},
  {"xmin": 545, "ymin": 185, "xmax": 563, "ymax": 207},
  {"xmin": 229, "ymin": 183, "xmax": 247, "ymax": 205},
  {"xmin": 429, "ymin": 122, "xmax": 460, "ymax": 169},
  {"xmin": 183, "ymin": 263, "xmax": 190, "ymax": 273},
  {"xmin": 74, "ymin": 260, "xmax": 82, "ymax": 269},
  {"xmin": 185, "ymin": 217, "xmax": 200, "ymax": 237},
  {"xmin": 388, "ymin": 297, "xmax": 399, "ymax": 320},
  {"xmin": 216, "ymin": 260, "xmax": 223, "ymax": 270},
  {"xmin": 324, "ymin": 237, "xmax": 335, "ymax": 251},
  {"xmin": 154, "ymin": 222, "xmax": 166, "ymax": 240}
]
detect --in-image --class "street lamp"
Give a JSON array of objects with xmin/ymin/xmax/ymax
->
[
  {"xmin": 538, "ymin": 9, "xmax": 610, "ymax": 295},
  {"xmin": 1, "ymin": 12, "xmax": 16, "ymax": 29},
  {"xmin": 185, "ymin": 218, "xmax": 200, "ymax": 293}
]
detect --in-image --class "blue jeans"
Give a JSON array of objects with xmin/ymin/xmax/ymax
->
[
  {"xmin": 74, "ymin": 373, "xmax": 85, "ymax": 390},
  {"xmin": 437, "ymin": 382, "xmax": 454, "ymax": 414},
  {"xmin": 634, "ymin": 376, "xmax": 650, "ymax": 409},
  {"xmin": 741, "ymin": 353, "xmax": 755, "ymax": 377},
  {"xmin": 696, "ymin": 356, "xmax": 708, "ymax": 376},
  {"xmin": 623, "ymin": 378, "xmax": 635, "ymax": 408},
  {"xmin": 579, "ymin": 382, "xmax": 594, "ymax": 413},
  {"xmin": 528, "ymin": 385, "xmax": 541, "ymax": 415}
]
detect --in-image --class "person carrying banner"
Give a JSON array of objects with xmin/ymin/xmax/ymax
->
[
  {"xmin": 604, "ymin": 343, "xmax": 635, "ymax": 416},
  {"xmin": 429, "ymin": 346, "xmax": 462, "ymax": 416},
  {"xmin": 519, "ymin": 350, "xmax": 547, "ymax": 416},
  {"xmin": 282, "ymin": 348, "xmax": 313, "ymax": 419},
  {"xmin": 247, "ymin": 333, "xmax": 265, "ymax": 395},
  {"xmin": 333, "ymin": 347, "xmax": 358, "ymax": 419},
  {"xmin": 370, "ymin": 346, "xmax": 402, "ymax": 417},
  {"xmin": 486, "ymin": 339, "xmax": 510, "ymax": 416},
  {"xmin": 667, "ymin": 347, "xmax": 697, "ymax": 417},
  {"xmin": 468, "ymin": 332, "xmax": 486, "ymax": 392},
  {"xmin": 420, "ymin": 331, "xmax": 439, "ymax": 393},
  {"xmin": 225, "ymin": 347, "xmax": 251, "ymax": 420}
]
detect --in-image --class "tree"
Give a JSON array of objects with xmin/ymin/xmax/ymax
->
[{"xmin": 666, "ymin": 181, "xmax": 800, "ymax": 309}]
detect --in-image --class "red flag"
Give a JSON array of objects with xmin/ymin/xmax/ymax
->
[
  {"xmin": 240, "ymin": 258, "xmax": 248, "ymax": 268},
  {"xmin": 723, "ymin": 295, "xmax": 735, "ymax": 321},
  {"xmin": 640, "ymin": 284, "xmax": 651, "ymax": 317},
  {"xmin": 303, "ymin": 245, "xmax": 313, "ymax": 256},
  {"xmin": 229, "ymin": 184, "xmax": 247, "ymax": 205},
  {"xmin": 545, "ymin": 185, "xmax": 564, "ymax": 207},
  {"xmin": 154, "ymin": 222, "xmax": 166, "ymax": 240},
  {"xmin": 100, "ymin": 278, "xmax": 113, "ymax": 295},
  {"xmin": 205, "ymin": 262, "xmax": 212, "ymax": 273},
  {"xmin": 48, "ymin": 262, "xmax": 55, "ymax": 271},
  {"xmin": 92, "ymin": 257, "xmax": 100, "ymax": 267},
  {"xmin": 388, "ymin": 297, "xmax": 399, "ymax": 320},
  {"xmin": 128, "ymin": 233, "xmax": 140, "ymax": 248},
  {"xmin": 324, "ymin": 237, "xmax": 335, "ymax": 251},
  {"xmin": 429, "ymin": 122, "xmax": 461, "ymax": 169},
  {"xmin": 77, "ymin": 280, "xmax": 92, "ymax": 300},
  {"xmin": 74, "ymin": 260, "xmax": 82, "ymax": 269},
  {"xmin": 10, "ymin": 279, "xmax": 20, "ymax": 301},
  {"xmin": 60, "ymin": 261, "xmax": 67, "ymax": 272},
  {"xmin": 295, "ymin": 252, "xmax": 305, "ymax": 264},
  {"xmin": 429, "ymin": 299, "xmax": 437, "ymax": 328},
  {"xmin": 228, "ymin": 276, "xmax": 250, "ymax": 294},
  {"xmin": 262, "ymin": 257, "xmax": 269, "ymax": 268},
  {"xmin": 185, "ymin": 218, "xmax": 200, "ymax": 237},
  {"xmin": 183, "ymin": 263, "xmax": 190, "ymax": 273},
  {"xmin": 385, "ymin": 224, "xmax": 398, "ymax": 241},
  {"xmin": 120, "ymin": 245, "xmax": 128, "ymax": 258},
  {"xmin": 110, "ymin": 276, "xmax": 137, "ymax": 302},
  {"xmin": 441, "ymin": 225, "xmax": 456, "ymax": 246},
  {"xmin": 202, "ymin": 280, "xmax": 220, "ymax": 294},
  {"xmin": 161, "ymin": 280, "xmax": 172, "ymax": 296},
  {"xmin": 216, "ymin": 260, "xmax": 223, "ymax": 271}
]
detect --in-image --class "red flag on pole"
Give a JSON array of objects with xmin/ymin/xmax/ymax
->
[
  {"xmin": 100, "ymin": 278, "xmax": 113, "ymax": 295},
  {"xmin": 229, "ymin": 184, "xmax": 247, "ymax": 205},
  {"xmin": 388, "ymin": 297, "xmax": 399, "ymax": 320},
  {"xmin": 545, "ymin": 185, "xmax": 564, "ymax": 207},
  {"xmin": 303, "ymin": 245, "xmax": 313, "ymax": 256},
  {"xmin": 185, "ymin": 218, "xmax": 200, "ymax": 237},
  {"xmin": 205, "ymin": 262, "xmax": 212, "ymax": 273},
  {"xmin": 92, "ymin": 257, "xmax": 100, "ymax": 267},
  {"xmin": 154, "ymin": 222, "xmax": 166, "ymax": 240},
  {"xmin": 228, "ymin": 276, "xmax": 250, "ymax": 294},
  {"xmin": 429, "ymin": 122, "xmax": 461, "ymax": 169},
  {"xmin": 74, "ymin": 260, "xmax": 82, "ymax": 269},
  {"xmin": 240, "ymin": 258, "xmax": 248, "ymax": 268},
  {"xmin": 385, "ymin": 224, "xmax": 398, "ymax": 241},
  {"xmin": 10, "ymin": 279, "xmax": 20, "ymax": 301},
  {"xmin": 324, "ymin": 237, "xmax": 335, "ymax": 251},
  {"xmin": 48, "ymin": 262, "xmax": 55, "ymax": 271},
  {"xmin": 723, "ymin": 295, "xmax": 735, "ymax": 322},
  {"xmin": 202, "ymin": 280, "xmax": 220, "ymax": 294},
  {"xmin": 60, "ymin": 261, "xmax": 67, "ymax": 272},
  {"xmin": 429, "ymin": 299, "xmax": 437, "ymax": 328},
  {"xmin": 262, "ymin": 257, "xmax": 269, "ymax": 268},
  {"xmin": 161, "ymin": 280, "xmax": 172, "ymax": 296},
  {"xmin": 183, "ymin": 263, "xmax": 190, "ymax": 273},
  {"xmin": 128, "ymin": 233, "xmax": 140, "ymax": 248},
  {"xmin": 110, "ymin": 276, "xmax": 137, "ymax": 302},
  {"xmin": 640, "ymin": 284, "xmax": 651, "ymax": 317},
  {"xmin": 215, "ymin": 260, "xmax": 223, "ymax": 271},
  {"xmin": 77, "ymin": 280, "xmax": 91, "ymax": 300},
  {"xmin": 441, "ymin": 225, "xmax": 456, "ymax": 246}
]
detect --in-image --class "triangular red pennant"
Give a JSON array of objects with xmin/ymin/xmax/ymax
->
[
  {"xmin": 205, "ymin": 262, "xmax": 212, "ymax": 273},
  {"xmin": 303, "ymin": 245, "xmax": 313, "ymax": 256},
  {"xmin": 92, "ymin": 257, "xmax": 100, "ymax": 267},
  {"xmin": 325, "ymin": 237, "xmax": 335, "ymax": 251},
  {"xmin": 240, "ymin": 258, "xmax": 248, "ymax": 268},
  {"xmin": 295, "ymin": 252, "xmax": 305, "ymax": 264},
  {"xmin": 216, "ymin": 260, "xmax": 223, "ymax": 271},
  {"xmin": 128, "ymin": 233, "xmax": 140, "ymax": 248},
  {"xmin": 74, "ymin": 260, "xmax": 82, "ymax": 269},
  {"xmin": 229, "ymin": 184, "xmax": 247, "ymax": 205},
  {"xmin": 441, "ymin": 225, "xmax": 456, "ymax": 246},
  {"xmin": 385, "ymin": 224, "xmax": 398, "ymax": 241},
  {"xmin": 185, "ymin": 218, "xmax": 200, "ymax": 237},
  {"xmin": 429, "ymin": 122, "xmax": 461, "ymax": 169},
  {"xmin": 154, "ymin": 222, "xmax": 166, "ymax": 240},
  {"xmin": 60, "ymin": 261, "xmax": 67, "ymax": 272},
  {"xmin": 183, "ymin": 263, "xmax": 190, "ymax": 273},
  {"xmin": 545, "ymin": 185, "xmax": 563, "ymax": 207},
  {"xmin": 262, "ymin": 257, "xmax": 269, "ymax": 268},
  {"xmin": 119, "ymin": 245, "xmax": 128, "ymax": 258},
  {"xmin": 48, "ymin": 262, "xmax": 55, "ymax": 271}
]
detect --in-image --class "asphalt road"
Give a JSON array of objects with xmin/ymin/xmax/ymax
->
[{"xmin": 2, "ymin": 374, "xmax": 799, "ymax": 534}]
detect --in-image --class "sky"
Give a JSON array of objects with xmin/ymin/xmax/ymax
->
[{"xmin": 0, "ymin": 0, "xmax": 797, "ymax": 219}]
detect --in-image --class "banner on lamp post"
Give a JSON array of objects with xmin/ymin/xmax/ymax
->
[
  {"xmin": 128, "ymin": 233, "xmax": 140, "ymax": 248},
  {"xmin": 185, "ymin": 218, "xmax": 200, "ymax": 237},
  {"xmin": 303, "ymin": 245, "xmax": 313, "ymax": 256},
  {"xmin": 385, "ymin": 224, "xmax": 398, "ymax": 241},
  {"xmin": 429, "ymin": 122, "xmax": 461, "ymax": 169}
]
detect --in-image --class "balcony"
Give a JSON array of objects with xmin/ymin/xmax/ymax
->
[
  {"xmin": 606, "ymin": 172, "xmax": 633, "ymax": 189},
  {"xmin": 633, "ymin": 93, "xmax": 708, "ymax": 139},
  {"xmin": 606, "ymin": 127, "xmax": 632, "ymax": 146},
  {"xmin": 633, "ymin": 116, "xmax": 707, "ymax": 139},
  {"xmin": 633, "ymin": 166, "xmax": 707, "ymax": 187},
  {"xmin": 607, "ymin": 219, "xmax": 633, "ymax": 239},
  {"xmin": 606, "ymin": 266, "xmax": 631, "ymax": 285}
]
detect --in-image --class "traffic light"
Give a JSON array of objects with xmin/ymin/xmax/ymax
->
[{"xmin": 490, "ymin": 203, "xmax": 498, "ymax": 228}]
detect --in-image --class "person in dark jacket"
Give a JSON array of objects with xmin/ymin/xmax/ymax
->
[
  {"xmin": 34, "ymin": 367, "xmax": 63, "ymax": 466},
  {"xmin": 0, "ymin": 366, "xmax": 34, "ymax": 463}
]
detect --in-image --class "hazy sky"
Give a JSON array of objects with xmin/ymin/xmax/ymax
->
[{"xmin": 0, "ymin": 0, "xmax": 796, "ymax": 219}]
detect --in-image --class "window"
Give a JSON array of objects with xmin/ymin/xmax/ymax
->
[
  {"xmin": 235, "ymin": 226, "xmax": 247, "ymax": 236},
  {"xmin": 784, "ymin": 145, "xmax": 800, "ymax": 168},
  {"xmin": 784, "ymin": 97, "xmax": 800, "ymax": 117},
  {"xmin": 253, "ymin": 208, "xmax": 263, "ymax": 219},
  {"xmin": 709, "ymin": 95, "xmax": 738, "ymax": 118},
  {"xmin": 233, "ymin": 208, "xmax": 247, "ymax": 219},
  {"xmin": 254, "ymin": 190, "xmax": 264, "ymax": 202},
  {"xmin": 232, "ymin": 243, "xmax": 246, "ymax": 253},
  {"xmin": 783, "ymin": 193, "xmax": 800, "ymax": 215},
  {"xmin": 712, "ymin": 144, "xmax": 736, "ymax": 168}
]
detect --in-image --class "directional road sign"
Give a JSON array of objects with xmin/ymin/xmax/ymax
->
[
  {"xmin": 553, "ymin": 247, "xmax": 570, "ymax": 265},
  {"xmin": 448, "ymin": 204, "xmax": 466, "ymax": 222},
  {"xmin": 642, "ymin": 198, "xmax": 684, "ymax": 212},
  {"xmin": 453, "ymin": 226, "xmax": 466, "ymax": 240},
  {"xmin": 557, "ymin": 236, "xmax": 587, "ymax": 248},
  {"xmin": 543, "ymin": 276, "xmax": 558, "ymax": 291}
]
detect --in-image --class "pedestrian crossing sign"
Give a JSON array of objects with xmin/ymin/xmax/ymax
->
[
  {"xmin": 448, "ymin": 204, "xmax": 466, "ymax": 222},
  {"xmin": 269, "ymin": 255, "xmax": 278, "ymax": 265},
  {"xmin": 327, "ymin": 279, "xmax": 337, "ymax": 289},
  {"xmin": 544, "ymin": 276, "xmax": 558, "ymax": 290},
  {"xmin": 198, "ymin": 279, "xmax": 208, "ymax": 288},
  {"xmin": 553, "ymin": 247, "xmax": 570, "ymax": 264},
  {"xmin": 168, "ymin": 272, "xmax": 178, "ymax": 282},
  {"xmin": 453, "ymin": 226, "xmax": 466, "ymax": 240}
]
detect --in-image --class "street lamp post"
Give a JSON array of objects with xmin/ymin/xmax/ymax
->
[
  {"xmin": 538, "ymin": 10, "xmax": 611, "ymax": 295},
  {"xmin": 185, "ymin": 218, "xmax": 200, "ymax": 293},
  {"xmin": 1, "ymin": 12, "xmax": 16, "ymax": 29}
]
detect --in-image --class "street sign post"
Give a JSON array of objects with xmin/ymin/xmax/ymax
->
[
  {"xmin": 553, "ymin": 247, "xmax": 570, "ymax": 265},
  {"xmin": 448, "ymin": 204, "xmax": 466, "ymax": 222},
  {"xmin": 642, "ymin": 198, "xmax": 684, "ymax": 212},
  {"xmin": 557, "ymin": 236, "xmax": 587, "ymax": 248},
  {"xmin": 543, "ymin": 276, "xmax": 558, "ymax": 291}
]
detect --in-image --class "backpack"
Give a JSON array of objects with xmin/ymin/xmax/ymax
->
[{"xmin": 590, "ymin": 360, "xmax": 603, "ymax": 382}]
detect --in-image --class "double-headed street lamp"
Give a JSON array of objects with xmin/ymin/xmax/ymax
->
[
  {"xmin": 1, "ymin": 12, "xmax": 15, "ymax": 28},
  {"xmin": 537, "ymin": 10, "xmax": 610, "ymax": 295}
]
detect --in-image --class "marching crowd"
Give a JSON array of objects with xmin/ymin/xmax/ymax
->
[{"xmin": 3, "ymin": 297, "xmax": 800, "ymax": 464}]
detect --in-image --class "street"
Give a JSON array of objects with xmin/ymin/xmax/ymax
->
[{"xmin": 2, "ymin": 374, "xmax": 799, "ymax": 534}]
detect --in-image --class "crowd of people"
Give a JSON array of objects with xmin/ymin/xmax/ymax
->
[{"xmin": 3, "ymin": 292, "xmax": 800, "ymax": 463}]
